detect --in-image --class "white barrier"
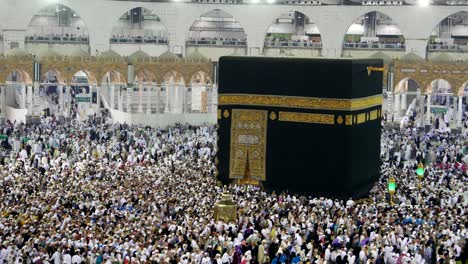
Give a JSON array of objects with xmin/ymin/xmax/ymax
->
[{"xmin": 6, "ymin": 106, "xmax": 27, "ymax": 124}]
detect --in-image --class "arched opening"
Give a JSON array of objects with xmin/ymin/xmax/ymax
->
[
  {"xmin": 186, "ymin": 9, "xmax": 247, "ymax": 47},
  {"xmin": 428, "ymin": 79, "xmax": 454, "ymax": 129},
  {"xmin": 134, "ymin": 70, "xmax": 156, "ymax": 113},
  {"xmin": 102, "ymin": 71, "xmax": 126, "ymax": 86},
  {"xmin": 429, "ymin": 79, "xmax": 453, "ymax": 105},
  {"xmin": 264, "ymin": 11, "xmax": 322, "ymax": 52},
  {"xmin": 135, "ymin": 69, "xmax": 156, "ymax": 84},
  {"xmin": 162, "ymin": 71, "xmax": 185, "ymax": 114},
  {"xmin": 189, "ymin": 71, "xmax": 213, "ymax": 113},
  {"xmin": 71, "ymin": 70, "xmax": 90, "ymax": 94},
  {"xmin": 395, "ymin": 78, "xmax": 420, "ymax": 109},
  {"xmin": 42, "ymin": 69, "xmax": 65, "ymax": 94},
  {"xmin": 462, "ymin": 81, "xmax": 468, "ymax": 114},
  {"xmin": 428, "ymin": 11, "xmax": 468, "ymax": 52},
  {"xmin": 5, "ymin": 70, "xmax": 33, "ymax": 109},
  {"xmin": 110, "ymin": 7, "xmax": 169, "ymax": 56},
  {"xmin": 343, "ymin": 11, "xmax": 405, "ymax": 51},
  {"xmin": 25, "ymin": 4, "xmax": 89, "ymax": 56},
  {"xmin": 101, "ymin": 71, "xmax": 126, "ymax": 111},
  {"xmin": 70, "ymin": 70, "xmax": 97, "ymax": 120},
  {"xmin": 38, "ymin": 69, "xmax": 67, "ymax": 116}
]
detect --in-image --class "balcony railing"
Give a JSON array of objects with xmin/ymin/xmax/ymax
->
[
  {"xmin": 264, "ymin": 41, "xmax": 322, "ymax": 49},
  {"xmin": 428, "ymin": 44, "xmax": 468, "ymax": 52},
  {"xmin": 25, "ymin": 36, "xmax": 89, "ymax": 44},
  {"xmin": 186, "ymin": 40, "xmax": 247, "ymax": 47},
  {"xmin": 110, "ymin": 37, "xmax": 169, "ymax": 45},
  {"xmin": 343, "ymin": 42, "xmax": 406, "ymax": 50}
]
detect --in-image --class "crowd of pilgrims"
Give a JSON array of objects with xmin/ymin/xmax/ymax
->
[{"xmin": 0, "ymin": 117, "xmax": 467, "ymax": 264}]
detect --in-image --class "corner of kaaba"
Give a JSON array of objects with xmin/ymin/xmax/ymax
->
[{"xmin": 216, "ymin": 56, "xmax": 383, "ymax": 199}]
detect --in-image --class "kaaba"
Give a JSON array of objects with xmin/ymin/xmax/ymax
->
[{"xmin": 216, "ymin": 57, "xmax": 383, "ymax": 199}]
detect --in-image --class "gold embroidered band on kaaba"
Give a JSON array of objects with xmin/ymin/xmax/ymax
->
[
  {"xmin": 278, "ymin": 112, "xmax": 335, "ymax": 125},
  {"xmin": 219, "ymin": 94, "xmax": 382, "ymax": 111}
]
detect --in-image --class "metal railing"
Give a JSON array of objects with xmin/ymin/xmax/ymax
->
[
  {"xmin": 343, "ymin": 42, "xmax": 406, "ymax": 50},
  {"xmin": 428, "ymin": 44, "xmax": 468, "ymax": 51},
  {"xmin": 264, "ymin": 41, "xmax": 322, "ymax": 49},
  {"xmin": 110, "ymin": 38, "xmax": 169, "ymax": 45},
  {"xmin": 101, "ymin": 85, "xmax": 218, "ymax": 114},
  {"xmin": 25, "ymin": 36, "xmax": 89, "ymax": 44},
  {"xmin": 186, "ymin": 40, "xmax": 247, "ymax": 47}
]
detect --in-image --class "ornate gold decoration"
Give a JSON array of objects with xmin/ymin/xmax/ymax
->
[
  {"xmin": 269, "ymin": 111, "xmax": 277, "ymax": 120},
  {"xmin": 219, "ymin": 94, "xmax": 382, "ymax": 111},
  {"xmin": 346, "ymin": 115, "xmax": 353, "ymax": 125},
  {"xmin": 213, "ymin": 189, "xmax": 237, "ymax": 223},
  {"xmin": 223, "ymin": 109, "xmax": 230, "ymax": 118},
  {"xmin": 336, "ymin": 115, "xmax": 344, "ymax": 124},
  {"xmin": 367, "ymin": 66, "xmax": 385, "ymax": 76},
  {"xmin": 218, "ymin": 109, "xmax": 222, "ymax": 120},
  {"xmin": 370, "ymin": 110, "xmax": 379, "ymax": 120},
  {"xmin": 357, "ymin": 113, "xmax": 366, "ymax": 124},
  {"xmin": 278, "ymin": 112, "xmax": 334, "ymax": 125},
  {"xmin": 229, "ymin": 109, "xmax": 267, "ymax": 181},
  {"xmin": 238, "ymin": 151, "xmax": 260, "ymax": 186}
]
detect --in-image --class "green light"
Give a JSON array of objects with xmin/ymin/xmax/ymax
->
[
  {"xmin": 416, "ymin": 163, "xmax": 425, "ymax": 177},
  {"xmin": 416, "ymin": 168, "xmax": 424, "ymax": 176},
  {"xmin": 388, "ymin": 182, "xmax": 396, "ymax": 192}
]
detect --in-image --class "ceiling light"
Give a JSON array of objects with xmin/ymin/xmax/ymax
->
[{"xmin": 418, "ymin": 0, "xmax": 430, "ymax": 7}]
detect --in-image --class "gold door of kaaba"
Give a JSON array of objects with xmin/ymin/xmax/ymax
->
[{"xmin": 229, "ymin": 109, "xmax": 267, "ymax": 184}]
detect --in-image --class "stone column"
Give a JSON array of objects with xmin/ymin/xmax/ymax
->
[
  {"xmin": 404, "ymin": 39, "xmax": 428, "ymax": 59},
  {"xmin": 0, "ymin": 87, "xmax": 4, "ymax": 121},
  {"xmin": 155, "ymin": 85, "xmax": 160, "ymax": 114},
  {"xmin": 126, "ymin": 87, "xmax": 132, "ymax": 113},
  {"xmin": 3, "ymin": 86, "xmax": 7, "ymax": 119},
  {"xmin": 0, "ymin": 86, "xmax": 5, "ymax": 119},
  {"xmin": 96, "ymin": 86, "xmax": 101, "ymax": 117},
  {"xmin": 212, "ymin": 84, "xmax": 218, "ymax": 113},
  {"xmin": 20, "ymin": 84, "xmax": 26, "ymax": 109},
  {"xmin": 426, "ymin": 94, "xmax": 431, "ymax": 123},
  {"xmin": 138, "ymin": 83, "xmax": 143, "ymax": 113},
  {"xmin": 146, "ymin": 85, "xmax": 152, "ymax": 114},
  {"xmin": 417, "ymin": 91, "xmax": 424, "ymax": 127},
  {"xmin": 27, "ymin": 86, "xmax": 33, "ymax": 113},
  {"xmin": 181, "ymin": 85, "xmax": 186, "ymax": 113},
  {"xmin": 118, "ymin": 87, "xmax": 123, "ymax": 111},
  {"xmin": 66, "ymin": 86, "xmax": 71, "ymax": 117},
  {"xmin": 58, "ymin": 85, "xmax": 63, "ymax": 115},
  {"xmin": 401, "ymin": 93, "xmax": 407, "ymax": 111},
  {"xmin": 394, "ymin": 93, "xmax": 400, "ymax": 118},
  {"xmin": 0, "ymin": 86, "xmax": 6, "ymax": 119},
  {"xmin": 457, "ymin": 95, "xmax": 463, "ymax": 127},
  {"xmin": 179, "ymin": 81, "xmax": 185, "ymax": 113},
  {"xmin": 164, "ymin": 82, "xmax": 170, "ymax": 113},
  {"xmin": 33, "ymin": 82, "xmax": 40, "ymax": 115},
  {"xmin": 207, "ymin": 85, "xmax": 212, "ymax": 113},
  {"xmin": 110, "ymin": 85, "xmax": 115, "ymax": 109},
  {"xmin": 88, "ymin": 86, "xmax": 93, "ymax": 110},
  {"xmin": 174, "ymin": 83, "xmax": 179, "ymax": 113}
]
